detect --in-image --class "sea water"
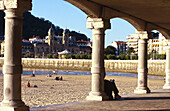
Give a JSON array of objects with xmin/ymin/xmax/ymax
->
[
  {"xmin": 23, "ymin": 70, "xmax": 164, "ymax": 80},
  {"xmin": 0, "ymin": 70, "xmax": 164, "ymax": 80}
]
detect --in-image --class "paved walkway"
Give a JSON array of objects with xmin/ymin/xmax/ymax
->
[{"xmin": 31, "ymin": 89, "xmax": 170, "ymax": 111}]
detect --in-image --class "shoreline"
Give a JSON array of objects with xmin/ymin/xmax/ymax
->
[
  {"xmin": 0, "ymin": 75, "xmax": 164, "ymax": 108},
  {"xmin": 0, "ymin": 67, "xmax": 166, "ymax": 77}
]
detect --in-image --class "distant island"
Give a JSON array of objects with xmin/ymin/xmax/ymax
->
[{"xmin": 0, "ymin": 11, "xmax": 90, "ymax": 41}]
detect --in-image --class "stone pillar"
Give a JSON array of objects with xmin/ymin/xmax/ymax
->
[
  {"xmin": 86, "ymin": 17, "xmax": 110, "ymax": 101},
  {"xmin": 0, "ymin": 0, "xmax": 32, "ymax": 111},
  {"xmin": 134, "ymin": 31, "xmax": 150, "ymax": 94},
  {"xmin": 163, "ymin": 42, "xmax": 170, "ymax": 89}
]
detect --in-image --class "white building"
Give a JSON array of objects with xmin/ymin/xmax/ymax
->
[
  {"xmin": 126, "ymin": 30, "xmax": 140, "ymax": 54},
  {"xmin": 29, "ymin": 36, "xmax": 43, "ymax": 43},
  {"xmin": 148, "ymin": 33, "xmax": 168, "ymax": 54},
  {"xmin": 127, "ymin": 31, "xmax": 168, "ymax": 54}
]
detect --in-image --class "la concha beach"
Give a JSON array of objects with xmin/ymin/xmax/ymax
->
[{"xmin": 0, "ymin": 74, "xmax": 164, "ymax": 108}]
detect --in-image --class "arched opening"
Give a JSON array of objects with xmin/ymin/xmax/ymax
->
[
  {"xmin": 106, "ymin": 18, "xmax": 136, "ymax": 58},
  {"xmin": 31, "ymin": 0, "xmax": 92, "ymax": 40},
  {"xmin": 147, "ymin": 30, "xmax": 166, "ymax": 60},
  {"xmin": 0, "ymin": 0, "xmax": 167, "ymax": 110},
  {"xmin": 18, "ymin": 0, "xmax": 93, "ymax": 108}
]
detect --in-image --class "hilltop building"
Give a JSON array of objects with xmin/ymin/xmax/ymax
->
[
  {"xmin": 1, "ymin": 27, "xmax": 92, "ymax": 57},
  {"xmin": 29, "ymin": 36, "xmax": 42, "ymax": 43},
  {"xmin": 33, "ymin": 27, "xmax": 92, "ymax": 57}
]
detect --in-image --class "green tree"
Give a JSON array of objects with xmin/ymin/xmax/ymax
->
[
  {"xmin": 65, "ymin": 54, "xmax": 72, "ymax": 59},
  {"xmin": 105, "ymin": 46, "xmax": 116, "ymax": 55},
  {"xmin": 119, "ymin": 53, "xmax": 126, "ymax": 60},
  {"xmin": 133, "ymin": 55, "xmax": 138, "ymax": 60},
  {"xmin": 75, "ymin": 54, "xmax": 80, "ymax": 59},
  {"xmin": 25, "ymin": 53, "xmax": 30, "ymax": 58},
  {"xmin": 126, "ymin": 47, "xmax": 135, "ymax": 55},
  {"xmin": 36, "ymin": 54, "xmax": 40, "ymax": 58},
  {"xmin": 30, "ymin": 54, "xmax": 34, "ymax": 58},
  {"xmin": 159, "ymin": 54, "xmax": 166, "ymax": 60},
  {"xmin": 106, "ymin": 54, "xmax": 116, "ymax": 60},
  {"xmin": 87, "ymin": 54, "xmax": 92, "ymax": 59},
  {"xmin": 47, "ymin": 54, "xmax": 52, "ymax": 58},
  {"xmin": 53, "ymin": 54, "xmax": 58, "ymax": 58},
  {"xmin": 80, "ymin": 54, "xmax": 87, "ymax": 59},
  {"xmin": 125, "ymin": 55, "xmax": 130, "ymax": 60},
  {"xmin": 71, "ymin": 54, "xmax": 76, "ymax": 59},
  {"xmin": 148, "ymin": 50, "xmax": 158, "ymax": 60}
]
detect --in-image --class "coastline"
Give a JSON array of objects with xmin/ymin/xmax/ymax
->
[{"xmin": 0, "ymin": 74, "xmax": 164, "ymax": 108}]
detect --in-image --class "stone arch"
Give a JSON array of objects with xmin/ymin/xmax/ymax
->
[
  {"xmin": 65, "ymin": 0, "xmax": 100, "ymax": 17},
  {"xmin": 120, "ymin": 17, "xmax": 145, "ymax": 31},
  {"xmin": 111, "ymin": 16, "xmax": 145, "ymax": 31},
  {"xmin": 65, "ymin": 1, "xmax": 146, "ymax": 32},
  {"xmin": 156, "ymin": 29, "xmax": 170, "ymax": 39},
  {"xmin": 146, "ymin": 23, "xmax": 170, "ymax": 39},
  {"xmin": 110, "ymin": 17, "xmax": 137, "ymax": 31}
]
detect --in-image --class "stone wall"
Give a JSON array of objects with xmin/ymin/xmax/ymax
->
[{"xmin": 0, "ymin": 58, "xmax": 166, "ymax": 76}]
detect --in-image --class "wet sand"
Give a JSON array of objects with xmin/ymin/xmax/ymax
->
[{"xmin": 0, "ymin": 75, "xmax": 164, "ymax": 108}]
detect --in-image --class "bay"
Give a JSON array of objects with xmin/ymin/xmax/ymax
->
[{"xmin": 0, "ymin": 70, "xmax": 164, "ymax": 80}]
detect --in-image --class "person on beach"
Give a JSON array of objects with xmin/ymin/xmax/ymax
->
[
  {"xmin": 30, "ymin": 73, "xmax": 35, "ymax": 77},
  {"xmin": 53, "ymin": 70, "xmax": 57, "ymax": 75},
  {"xmin": 26, "ymin": 81, "xmax": 30, "ymax": 87},
  {"xmin": 55, "ymin": 76, "xmax": 63, "ymax": 80},
  {"xmin": 25, "ymin": 81, "xmax": 38, "ymax": 88},
  {"xmin": 104, "ymin": 79, "xmax": 121, "ymax": 100},
  {"xmin": 47, "ymin": 73, "xmax": 52, "ymax": 77}
]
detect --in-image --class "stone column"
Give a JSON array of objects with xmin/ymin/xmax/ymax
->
[
  {"xmin": 163, "ymin": 41, "xmax": 170, "ymax": 89},
  {"xmin": 0, "ymin": 0, "xmax": 32, "ymax": 111},
  {"xmin": 86, "ymin": 17, "xmax": 110, "ymax": 101},
  {"xmin": 134, "ymin": 31, "xmax": 150, "ymax": 94}
]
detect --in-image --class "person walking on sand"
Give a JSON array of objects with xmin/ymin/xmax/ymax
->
[{"xmin": 104, "ymin": 79, "xmax": 121, "ymax": 100}]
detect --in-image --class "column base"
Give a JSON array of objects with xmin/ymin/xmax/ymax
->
[
  {"xmin": 0, "ymin": 105, "xmax": 29, "ymax": 111},
  {"xmin": 134, "ymin": 87, "xmax": 150, "ymax": 94},
  {"xmin": 86, "ymin": 91, "xmax": 109, "ymax": 101},
  {"xmin": 163, "ymin": 84, "xmax": 170, "ymax": 89}
]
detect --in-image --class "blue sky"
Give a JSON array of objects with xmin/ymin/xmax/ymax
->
[{"xmin": 31, "ymin": 0, "xmax": 135, "ymax": 47}]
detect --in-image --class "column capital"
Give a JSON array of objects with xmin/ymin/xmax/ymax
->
[
  {"xmin": 136, "ymin": 31, "xmax": 148, "ymax": 40},
  {"xmin": 0, "ymin": 0, "xmax": 32, "ymax": 12},
  {"xmin": 87, "ymin": 17, "xmax": 111, "ymax": 30},
  {"xmin": 164, "ymin": 39, "xmax": 170, "ymax": 47},
  {"xmin": 0, "ymin": 1, "xmax": 5, "ymax": 10}
]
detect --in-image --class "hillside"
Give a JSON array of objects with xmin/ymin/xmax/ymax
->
[{"xmin": 0, "ymin": 11, "xmax": 90, "ymax": 41}]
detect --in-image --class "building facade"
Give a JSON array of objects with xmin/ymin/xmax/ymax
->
[
  {"xmin": 126, "ymin": 31, "xmax": 168, "ymax": 54},
  {"xmin": 148, "ymin": 33, "xmax": 168, "ymax": 54},
  {"xmin": 126, "ymin": 30, "xmax": 140, "ymax": 54},
  {"xmin": 1, "ymin": 27, "xmax": 92, "ymax": 58},
  {"xmin": 112, "ymin": 41, "xmax": 126, "ymax": 55},
  {"xmin": 33, "ymin": 27, "xmax": 92, "ymax": 57}
]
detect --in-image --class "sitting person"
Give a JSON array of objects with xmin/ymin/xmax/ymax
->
[
  {"xmin": 55, "ymin": 76, "xmax": 63, "ymax": 80},
  {"xmin": 104, "ymin": 79, "xmax": 121, "ymax": 100},
  {"xmin": 25, "ymin": 81, "xmax": 38, "ymax": 88},
  {"xmin": 30, "ymin": 73, "xmax": 35, "ymax": 77},
  {"xmin": 47, "ymin": 73, "xmax": 52, "ymax": 77},
  {"xmin": 60, "ymin": 76, "xmax": 63, "ymax": 80},
  {"xmin": 25, "ymin": 81, "xmax": 30, "ymax": 87}
]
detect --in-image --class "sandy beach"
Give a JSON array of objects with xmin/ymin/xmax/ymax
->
[{"xmin": 0, "ymin": 74, "xmax": 164, "ymax": 108}]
